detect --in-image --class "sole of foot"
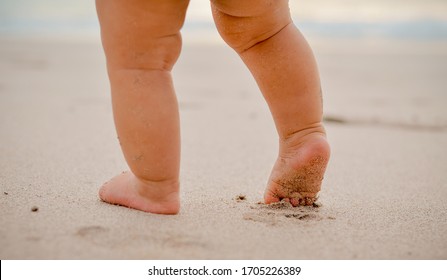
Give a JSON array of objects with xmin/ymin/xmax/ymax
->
[{"xmin": 264, "ymin": 132, "xmax": 330, "ymax": 207}]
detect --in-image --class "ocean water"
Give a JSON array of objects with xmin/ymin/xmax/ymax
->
[{"xmin": 1, "ymin": 0, "xmax": 446, "ymax": 40}]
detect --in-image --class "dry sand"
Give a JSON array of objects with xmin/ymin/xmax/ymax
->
[{"xmin": 0, "ymin": 36, "xmax": 446, "ymax": 259}]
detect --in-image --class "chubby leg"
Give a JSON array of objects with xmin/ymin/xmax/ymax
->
[
  {"xmin": 96, "ymin": 0, "xmax": 189, "ymax": 214},
  {"xmin": 211, "ymin": 0, "xmax": 330, "ymax": 206}
]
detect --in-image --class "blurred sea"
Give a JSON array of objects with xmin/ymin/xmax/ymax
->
[{"xmin": 1, "ymin": 0, "xmax": 447, "ymax": 41}]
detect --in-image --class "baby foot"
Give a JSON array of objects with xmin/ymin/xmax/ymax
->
[
  {"xmin": 264, "ymin": 127, "xmax": 330, "ymax": 206},
  {"xmin": 99, "ymin": 171, "xmax": 180, "ymax": 214}
]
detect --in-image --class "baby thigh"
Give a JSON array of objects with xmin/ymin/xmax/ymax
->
[{"xmin": 96, "ymin": 0, "xmax": 190, "ymax": 71}]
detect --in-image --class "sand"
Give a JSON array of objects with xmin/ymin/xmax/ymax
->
[{"xmin": 0, "ymin": 36, "xmax": 446, "ymax": 259}]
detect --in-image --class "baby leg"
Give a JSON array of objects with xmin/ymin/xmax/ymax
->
[
  {"xmin": 211, "ymin": 0, "xmax": 330, "ymax": 206},
  {"xmin": 96, "ymin": 0, "xmax": 189, "ymax": 214}
]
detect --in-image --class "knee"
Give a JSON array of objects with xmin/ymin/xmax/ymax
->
[
  {"xmin": 104, "ymin": 31, "xmax": 183, "ymax": 72},
  {"xmin": 132, "ymin": 34, "xmax": 183, "ymax": 71},
  {"xmin": 211, "ymin": 0, "xmax": 292, "ymax": 53}
]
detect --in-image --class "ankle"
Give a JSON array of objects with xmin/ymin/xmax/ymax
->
[
  {"xmin": 279, "ymin": 122, "xmax": 327, "ymax": 152},
  {"xmin": 132, "ymin": 175, "xmax": 180, "ymax": 202}
]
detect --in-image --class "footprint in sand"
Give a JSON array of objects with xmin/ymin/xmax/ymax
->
[
  {"xmin": 75, "ymin": 225, "xmax": 207, "ymax": 250},
  {"xmin": 241, "ymin": 200, "xmax": 334, "ymax": 226},
  {"xmin": 76, "ymin": 225, "xmax": 108, "ymax": 237},
  {"xmin": 75, "ymin": 225, "xmax": 112, "ymax": 246}
]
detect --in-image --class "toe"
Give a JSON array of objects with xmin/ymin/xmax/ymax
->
[
  {"xmin": 264, "ymin": 190, "xmax": 280, "ymax": 204},
  {"xmin": 98, "ymin": 183, "xmax": 109, "ymax": 202},
  {"xmin": 290, "ymin": 197, "xmax": 300, "ymax": 207}
]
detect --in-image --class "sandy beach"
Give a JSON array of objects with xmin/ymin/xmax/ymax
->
[{"xmin": 0, "ymin": 35, "xmax": 446, "ymax": 259}]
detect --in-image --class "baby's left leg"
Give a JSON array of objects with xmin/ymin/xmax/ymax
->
[{"xmin": 211, "ymin": 0, "xmax": 330, "ymax": 206}]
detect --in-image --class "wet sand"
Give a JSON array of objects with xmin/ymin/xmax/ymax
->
[{"xmin": 0, "ymin": 36, "xmax": 446, "ymax": 259}]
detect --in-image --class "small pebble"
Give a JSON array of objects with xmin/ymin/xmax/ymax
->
[
  {"xmin": 236, "ymin": 194, "xmax": 246, "ymax": 201},
  {"xmin": 312, "ymin": 202, "xmax": 322, "ymax": 208},
  {"xmin": 3, "ymin": 192, "xmax": 8, "ymax": 195},
  {"xmin": 31, "ymin": 206, "xmax": 39, "ymax": 212}
]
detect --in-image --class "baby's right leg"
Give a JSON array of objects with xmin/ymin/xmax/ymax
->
[
  {"xmin": 96, "ymin": 0, "xmax": 189, "ymax": 214},
  {"xmin": 211, "ymin": 0, "xmax": 330, "ymax": 206}
]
